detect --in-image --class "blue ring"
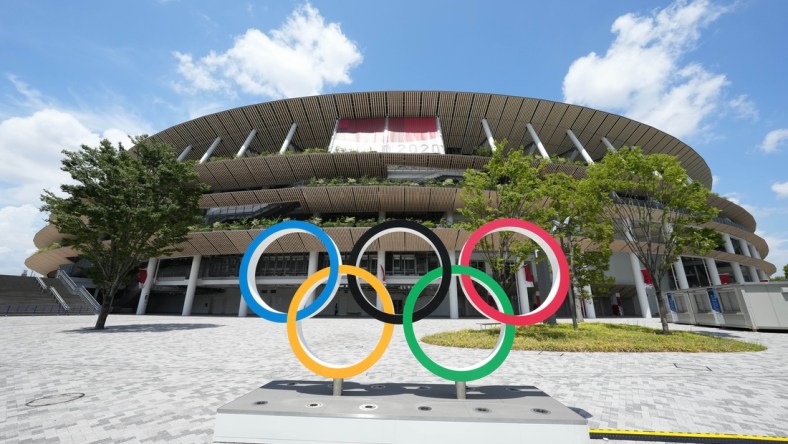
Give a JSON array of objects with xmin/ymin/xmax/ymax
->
[{"xmin": 239, "ymin": 221, "xmax": 341, "ymax": 323}]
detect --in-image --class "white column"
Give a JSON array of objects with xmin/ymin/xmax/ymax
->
[
  {"xmin": 566, "ymin": 129, "xmax": 594, "ymax": 165},
  {"xmin": 176, "ymin": 145, "xmax": 192, "ymax": 162},
  {"xmin": 601, "ymin": 137, "xmax": 617, "ymax": 153},
  {"xmin": 238, "ymin": 298, "xmax": 248, "ymax": 317},
  {"xmin": 448, "ymin": 251, "xmax": 459, "ymax": 319},
  {"xmin": 445, "ymin": 211, "xmax": 453, "ymax": 226},
  {"xmin": 705, "ymin": 258, "xmax": 722, "ymax": 286},
  {"xmin": 748, "ymin": 243, "xmax": 760, "ymax": 259},
  {"xmin": 745, "ymin": 265, "xmax": 759, "ymax": 283},
  {"xmin": 673, "ymin": 257, "xmax": 690, "ymax": 289},
  {"xmin": 515, "ymin": 264, "xmax": 530, "ymax": 315},
  {"xmin": 236, "ymin": 129, "xmax": 257, "ymax": 158},
  {"xmin": 582, "ymin": 285, "xmax": 596, "ymax": 319},
  {"xmin": 738, "ymin": 238, "xmax": 752, "ymax": 257},
  {"xmin": 629, "ymin": 253, "xmax": 652, "ymax": 318},
  {"xmin": 199, "ymin": 137, "xmax": 222, "ymax": 163},
  {"xmin": 279, "ymin": 123, "xmax": 298, "ymax": 154},
  {"xmin": 722, "ymin": 234, "xmax": 745, "ymax": 284},
  {"xmin": 182, "ymin": 255, "xmax": 202, "ymax": 316},
  {"xmin": 378, "ymin": 211, "xmax": 386, "ymax": 223},
  {"xmin": 481, "ymin": 118, "xmax": 496, "ymax": 152},
  {"xmin": 376, "ymin": 250, "xmax": 386, "ymax": 311},
  {"xmin": 306, "ymin": 251, "xmax": 319, "ymax": 305},
  {"xmin": 136, "ymin": 258, "xmax": 158, "ymax": 315},
  {"xmin": 747, "ymin": 243, "xmax": 769, "ymax": 281},
  {"xmin": 738, "ymin": 239, "xmax": 759, "ymax": 282},
  {"xmin": 525, "ymin": 123, "xmax": 551, "ymax": 161}
]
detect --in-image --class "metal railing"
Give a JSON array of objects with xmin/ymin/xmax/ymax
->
[
  {"xmin": 56, "ymin": 270, "xmax": 100, "ymax": 313},
  {"xmin": 34, "ymin": 276, "xmax": 48, "ymax": 292},
  {"xmin": 56, "ymin": 269, "xmax": 77, "ymax": 292},
  {"xmin": 1, "ymin": 304, "xmax": 98, "ymax": 316},
  {"xmin": 49, "ymin": 287, "xmax": 70, "ymax": 311},
  {"xmin": 77, "ymin": 286, "xmax": 101, "ymax": 311}
]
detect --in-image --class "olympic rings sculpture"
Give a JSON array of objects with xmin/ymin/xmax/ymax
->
[{"xmin": 240, "ymin": 218, "xmax": 569, "ymax": 382}]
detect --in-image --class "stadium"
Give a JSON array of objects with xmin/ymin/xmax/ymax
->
[{"xmin": 25, "ymin": 91, "xmax": 777, "ymax": 322}]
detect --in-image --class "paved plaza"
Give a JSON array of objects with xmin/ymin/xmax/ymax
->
[{"xmin": 1, "ymin": 314, "xmax": 786, "ymax": 443}]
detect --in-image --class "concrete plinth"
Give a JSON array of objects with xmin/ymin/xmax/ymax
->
[{"xmin": 214, "ymin": 380, "xmax": 588, "ymax": 444}]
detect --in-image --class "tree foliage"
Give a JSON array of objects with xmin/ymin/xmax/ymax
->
[
  {"xmin": 458, "ymin": 142, "xmax": 547, "ymax": 308},
  {"xmin": 536, "ymin": 171, "xmax": 614, "ymax": 327},
  {"xmin": 586, "ymin": 147, "xmax": 720, "ymax": 334},
  {"xmin": 458, "ymin": 141, "xmax": 613, "ymax": 321},
  {"xmin": 41, "ymin": 138, "xmax": 207, "ymax": 329}
]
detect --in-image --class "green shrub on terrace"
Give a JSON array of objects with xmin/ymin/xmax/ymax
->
[
  {"xmin": 306, "ymin": 176, "xmax": 463, "ymax": 188},
  {"xmin": 303, "ymin": 147, "xmax": 329, "ymax": 154},
  {"xmin": 37, "ymin": 242, "xmax": 62, "ymax": 253},
  {"xmin": 188, "ymin": 215, "xmax": 449, "ymax": 231}
]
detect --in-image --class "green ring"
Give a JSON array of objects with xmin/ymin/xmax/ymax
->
[{"xmin": 402, "ymin": 265, "xmax": 516, "ymax": 382}]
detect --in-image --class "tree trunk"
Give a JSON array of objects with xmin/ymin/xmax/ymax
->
[
  {"xmin": 568, "ymin": 285, "xmax": 578, "ymax": 329},
  {"xmin": 653, "ymin": 281, "xmax": 671, "ymax": 335},
  {"xmin": 94, "ymin": 285, "xmax": 117, "ymax": 329},
  {"xmin": 574, "ymin": 285, "xmax": 585, "ymax": 324}
]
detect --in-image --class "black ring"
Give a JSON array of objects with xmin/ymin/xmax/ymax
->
[{"xmin": 347, "ymin": 219, "xmax": 451, "ymax": 324}]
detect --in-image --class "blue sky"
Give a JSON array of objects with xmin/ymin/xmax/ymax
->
[{"xmin": 0, "ymin": 0, "xmax": 786, "ymax": 275}]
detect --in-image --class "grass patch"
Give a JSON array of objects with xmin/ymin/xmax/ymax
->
[{"xmin": 421, "ymin": 323, "xmax": 766, "ymax": 353}]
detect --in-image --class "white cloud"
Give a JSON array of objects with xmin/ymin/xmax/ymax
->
[
  {"xmin": 173, "ymin": 3, "xmax": 362, "ymax": 99},
  {"xmin": 0, "ymin": 109, "xmax": 96, "ymax": 206},
  {"xmin": 712, "ymin": 175, "xmax": 719, "ymax": 188},
  {"xmin": 562, "ymin": 0, "xmax": 730, "ymax": 139},
  {"xmin": 760, "ymin": 129, "xmax": 788, "ymax": 154},
  {"xmin": 728, "ymin": 94, "xmax": 758, "ymax": 121},
  {"xmin": 0, "ymin": 77, "xmax": 153, "ymax": 274},
  {"xmin": 756, "ymin": 230, "xmax": 788, "ymax": 276},
  {"xmin": 0, "ymin": 204, "xmax": 43, "ymax": 275},
  {"xmin": 772, "ymin": 181, "xmax": 788, "ymax": 199}
]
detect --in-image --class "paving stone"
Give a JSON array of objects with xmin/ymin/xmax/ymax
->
[{"xmin": 0, "ymin": 315, "xmax": 786, "ymax": 443}]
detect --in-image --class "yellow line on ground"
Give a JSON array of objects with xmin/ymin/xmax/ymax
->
[{"xmin": 590, "ymin": 429, "xmax": 788, "ymax": 442}]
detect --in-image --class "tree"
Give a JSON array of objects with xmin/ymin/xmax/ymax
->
[
  {"xmin": 586, "ymin": 147, "xmax": 720, "ymax": 334},
  {"xmin": 537, "ymin": 172, "xmax": 615, "ymax": 328},
  {"xmin": 41, "ymin": 138, "xmax": 207, "ymax": 329},
  {"xmin": 458, "ymin": 141, "xmax": 547, "ymax": 310},
  {"xmin": 784, "ymin": 264, "xmax": 788, "ymax": 279}
]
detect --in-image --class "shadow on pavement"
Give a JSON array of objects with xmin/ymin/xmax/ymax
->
[
  {"xmin": 63, "ymin": 323, "xmax": 223, "ymax": 333},
  {"xmin": 569, "ymin": 406, "xmax": 593, "ymax": 418}
]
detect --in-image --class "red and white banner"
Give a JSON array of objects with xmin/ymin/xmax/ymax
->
[{"xmin": 329, "ymin": 117, "xmax": 444, "ymax": 154}]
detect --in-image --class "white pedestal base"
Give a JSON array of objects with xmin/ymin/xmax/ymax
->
[{"xmin": 214, "ymin": 381, "xmax": 588, "ymax": 444}]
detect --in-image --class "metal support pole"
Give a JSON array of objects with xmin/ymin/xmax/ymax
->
[
  {"xmin": 177, "ymin": 145, "xmax": 192, "ymax": 162},
  {"xmin": 236, "ymin": 129, "xmax": 257, "ymax": 158},
  {"xmin": 601, "ymin": 137, "xmax": 617, "ymax": 153},
  {"xmin": 279, "ymin": 123, "xmax": 297, "ymax": 155},
  {"xmin": 136, "ymin": 258, "xmax": 158, "ymax": 315},
  {"xmin": 182, "ymin": 255, "xmax": 202, "ymax": 316},
  {"xmin": 455, "ymin": 381, "xmax": 466, "ymax": 400},
  {"xmin": 481, "ymin": 118, "xmax": 496, "ymax": 152},
  {"xmin": 526, "ymin": 123, "xmax": 551, "ymax": 161},
  {"xmin": 566, "ymin": 129, "xmax": 594, "ymax": 165},
  {"xmin": 333, "ymin": 378, "xmax": 343, "ymax": 396},
  {"xmin": 199, "ymin": 137, "xmax": 222, "ymax": 164}
]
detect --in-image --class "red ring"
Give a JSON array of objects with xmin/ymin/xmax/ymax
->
[{"xmin": 458, "ymin": 218, "xmax": 570, "ymax": 325}]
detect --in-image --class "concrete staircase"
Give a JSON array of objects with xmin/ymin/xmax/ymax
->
[{"xmin": 0, "ymin": 275, "xmax": 66, "ymax": 315}]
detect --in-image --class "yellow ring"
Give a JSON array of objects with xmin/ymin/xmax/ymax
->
[{"xmin": 287, "ymin": 265, "xmax": 394, "ymax": 379}]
